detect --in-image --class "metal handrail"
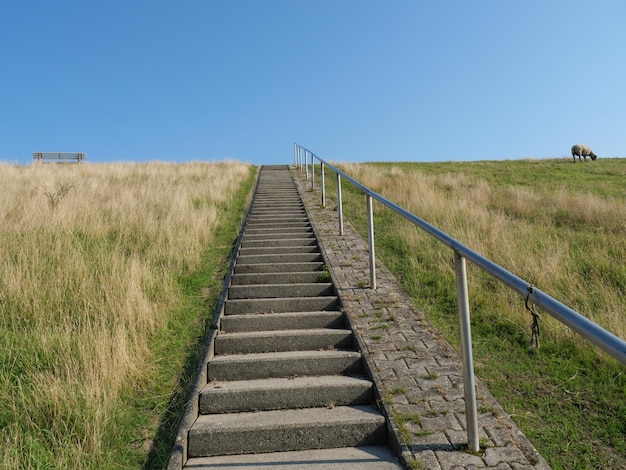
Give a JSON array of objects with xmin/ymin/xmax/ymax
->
[{"xmin": 293, "ymin": 143, "xmax": 626, "ymax": 451}]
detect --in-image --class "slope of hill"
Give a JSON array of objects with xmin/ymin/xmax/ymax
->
[{"xmin": 321, "ymin": 158, "xmax": 625, "ymax": 469}]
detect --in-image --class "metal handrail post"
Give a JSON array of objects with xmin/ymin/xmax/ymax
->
[
  {"xmin": 367, "ymin": 195, "xmax": 377, "ymax": 289},
  {"xmin": 311, "ymin": 153, "xmax": 315, "ymax": 190},
  {"xmin": 305, "ymin": 150, "xmax": 309, "ymax": 180},
  {"xmin": 298, "ymin": 146, "xmax": 302, "ymax": 172},
  {"xmin": 321, "ymin": 162, "xmax": 326, "ymax": 207},
  {"xmin": 293, "ymin": 143, "xmax": 296, "ymax": 166},
  {"xmin": 337, "ymin": 173, "xmax": 344, "ymax": 236},
  {"xmin": 454, "ymin": 252, "xmax": 480, "ymax": 452}
]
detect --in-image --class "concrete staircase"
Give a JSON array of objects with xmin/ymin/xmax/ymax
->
[{"xmin": 183, "ymin": 165, "xmax": 403, "ymax": 469}]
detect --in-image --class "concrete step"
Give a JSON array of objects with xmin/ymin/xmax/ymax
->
[
  {"xmin": 238, "ymin": 245, "xmax": 320, "ymax": 256},
  {"xmin": 207, "ymin": 350, "xmax": 363, "ymax": 381},
  {"xmin": 236, "ymin": 253, "xmax": 322, "ymax": 264},
  {"xmin": 246, "ymin": 219, "xmax": 309, "ymax": 226},
  {"xmin": 249, "ymin": 212, "xmax": 307, "ymax": 219},
  {"xmin": 185, "ymin": 446, "xmax": 403, "ymax": 470},
  {"xmin": 214, "ymin": 328, "xmax": 354, "ymax": 354},
  {"xmin": 224, "ymin": 296, "xmax": 339, "ymax": 315},
  {"xmin": 253, "ymin": 198, "xmax": 301, "ymax": 202},
  {"xmin": 256, "ymin": 186, "xmax": 298, "ymax": 189},
  {"xmin": 255, "ymin": 188, "xmax": 298, "ymax": 193},
  {"xmin": 231, "ymin": 271, "xmax": 322, "ymax": 285},
  {"xmin": 241, "ymin": 238, "xmax": 317, "ymax": 249},
  {"xmin": 243, "ymin": 232, "xmax": 316, "ymax": 241},
  {"xmin": 220, "ymin": 311, "xmax": 345, "ymax": 333},
  {"xmin": 254, "ymin": 198, "xmax": 300, "ymax": 204},
  {"xmin": 247, "ymin": 221, "xmax": 311, "ymax": 230},
  {"xmin": 253, "ymin": 200, "xmax": 301, "ymax": 205},
  {"xmin": 246, "ymin": 218, "xmax": 311, "ymax": 227},
  {"xmin": 249, "ymin": 210, "xmax": 306, "ymax": 215},
  {"xmin": 248, "ymin": 218, "xmax": 308, "ymax": 226},
  {"xmin": 245, "ymin": 227, "xmax": 313, "ymax": 235},
  {"xmin": 228, "ymin": 283, "xmax": 334, "ymax": 300},
  {"xmin": 187, "ymin": 405, "xmax": 387, "ymax": 457},
  {"xmin": 234, "ymin": 262, "xmax": 325, "ymax": 274},
  {"xmin": 249, "ymin": 207, "xmax": 306, "ymax": 213},
  {"xmin": 199, "ymin": 375, "xmax": 374, "ymax": 414},
  {"xmin": 253, "ymin": 205, "xmax": 301, "ymax": 209},
  {"xmin": 250, "ymin": 212, "xmax": 305, "ymax": 218}
]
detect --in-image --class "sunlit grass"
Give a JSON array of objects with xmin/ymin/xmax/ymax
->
[
  {"xmin": 333, "ymin": 159, "xmax": 626, "ymax": 347},
  {"xmin": 317, "ymin": 158, "xmax": 626, "ymax": 469},
  {"xmin": 0, "ymin": 161, "xmax": 254, "ymax": 469}
]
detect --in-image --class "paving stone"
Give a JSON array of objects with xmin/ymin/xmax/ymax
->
[
  {"xmin": 421, "ymin": 413, "xmax": 465, "ymax": 433},
  {"xmin": 431, "ymin": 397, "xmax": 466, "ymax": 414},
  {"xmin": 510, "ymin": 463, "xmax": 543, "ymax": 470},
  {"xmin": 446, "ymin": 429, "xmax": 484, "ymax": 447},
  {"xmin": 435, "ymin": 450, "xmax": 484, "ymax": 470},
  {"xmin": 483, "ymin": 446, "xmax": 530, "ymax": 467},
  {"xmin": 412, "ymin": 450, "xmax": 442, "ymax": 469},
  {"xmin": 485, "ymin": 426, "xmax": 516, "ymax": 447}
]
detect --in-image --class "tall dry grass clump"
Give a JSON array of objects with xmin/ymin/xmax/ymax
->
[
  {"xmin": 338, "ymin": 163, "xmax": 626, "ymax": 351},
  {"xmin": 0, "ymin": 161, "xmax": 251, "ymax": 468}
]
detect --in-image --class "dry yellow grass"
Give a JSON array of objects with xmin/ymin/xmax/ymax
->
[
  {"xmin": 338, "ymin": 163, "xmax": 626, "ymax": 348},
  {"xmin": 330, "ymin": 160, "xmax": 626, "ymax": 468},
  {"xmin": 0, "ymin": 161, "xmax": 251, "ymax": 468}
]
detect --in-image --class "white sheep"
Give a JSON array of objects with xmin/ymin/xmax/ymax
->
[{"xmin": 571, "ymin": 144, "xmax": 597, "ymax": 162}]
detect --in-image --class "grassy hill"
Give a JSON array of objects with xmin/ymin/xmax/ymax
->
[
  {"xmin": 1, "ymin": 157, "xmax": 623, "ymax": 469},
  {"xmin": 0, "ymin": 162, "xmax": 256, "ymax": 469},
  {"xmin": 320, "ymin": 158, "xmax": 625, "ymax": 470}
]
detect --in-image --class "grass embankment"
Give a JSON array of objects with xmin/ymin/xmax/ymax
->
[
  {"xmin": 319, "ymin": 158, "xmax": 625, "ymax": 470},
  {"xmin": 0, "ymin": 161, "xmax": 256, "ymax": 469}
]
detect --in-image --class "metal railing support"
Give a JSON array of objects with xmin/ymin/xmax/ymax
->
[
  {"xmin": 367, "ymin": 194, "xmax": 377, "ymax": 289},
  {"xmin": 454, "ymin": 252, "xmax": 479, "ymax": 452},
  {"xmin": 321, "ymin": 163, "xmax": 326, "ymax": 207},
  {"xmin": 311, "ymin": 152, "xmax": 315, "ymax": 190},
  {"xmin": 305, "ymin": 150, "xmax": 309, "ymax": 180},
  {"xmin": 336, "ymin": 173, "xmax": 344, "ymax": 236}
]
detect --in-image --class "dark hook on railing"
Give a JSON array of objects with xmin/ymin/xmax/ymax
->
[{"xmin": 526, "ymin": 285, "xmax": 541, "ymax": 349}]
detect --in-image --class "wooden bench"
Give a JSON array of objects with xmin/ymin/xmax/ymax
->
[{"xmin": 33, "ymin": 152, "xmax": 87, "ymax": 163}]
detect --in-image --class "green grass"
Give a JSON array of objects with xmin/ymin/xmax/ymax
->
[
  {"xmin": 381, "ymin": 158, "xmax": 626, "ymax": 198},
  {"xmin": 0, "ymin": 162, "xmax": 257, "ymax": 469},
  {"xmin": 139, "ymin": 166, "xmax": 258, "ymax": 468},
  {"xmin": 314, "ymin": 158, "xmax": 626, "ymax": 470}
]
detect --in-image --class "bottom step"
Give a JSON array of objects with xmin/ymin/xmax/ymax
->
[
  {"xmin": 188, "ymin": 405, "xmax": 387, "ymax": 457},
  {"xmin": 185, "ymin": 445, "xmax": 403, "ymax": 469}
]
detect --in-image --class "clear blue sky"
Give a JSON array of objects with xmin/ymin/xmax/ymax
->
[{"xmin": 2, "ymin": 1, "xmax": 625, "ymax": 165}]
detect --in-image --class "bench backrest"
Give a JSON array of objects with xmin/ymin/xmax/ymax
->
[{"xmin": 33, "ymin": 152, "xmax": 87, "ymax": 163}]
